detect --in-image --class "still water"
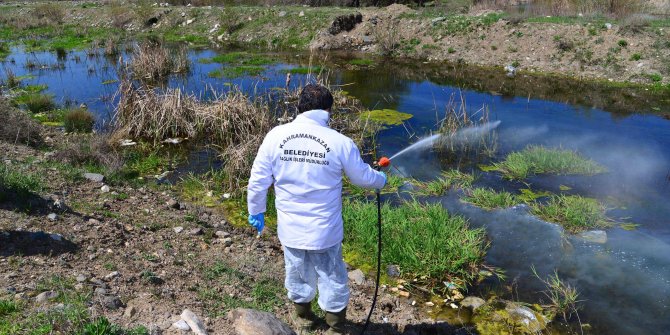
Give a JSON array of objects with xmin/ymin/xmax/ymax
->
[{"xmin": 3, "ymin": 46, "xmax": 670, "ymax": 334}]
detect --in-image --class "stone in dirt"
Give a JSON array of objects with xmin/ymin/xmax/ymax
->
[
  {"xmin": 181, "ymin": 309, "xmax": 208, "ymax": 335},
  {"xmin": 102, "ymin": 296, "xmax": 124, "ymax": 310},
  {"xmin": 83, "ymin": 173, "xmax": 105, "ymax": 183},
  {"xmin": 101, "ymin": 185, "xmax": 110, "ymax": 193},
  {"xmin": 190, "ymin": 227, "xmax": 204, "ymax": 235},
  {"xmin": 460, "ymin": 296, "xmax": 486, "ymax": 311},
  {"xmin": 35, "ymin": 291, "xmax": 58, "ymax": 303},
  {"xmin": 386, "ymin": 264, "xmax": 400, "ymax": 277},
  {"xmin": 328, "ymin": 13, "xmax": 363, "ymax": 35},
  {"xmin": 47, "ymin": 213, "xmax": 57, "ymax": 221},
  {"xmin": 228, "ymin": 308, "xmax": 296, "ymax": 335},
  {"xmin": 215, "ymin": 231, "xmax": 230, "ymax": 238},
  {"xmin": 172, "ymin": 319, "xmax": 191, "ymax": 331},
  {"xmin": 167, "ymin": 199, "xmax": 180, "ymax": 209},
  {"xmin": 174, "ymin": 226, "xmax": 184, "ymax": 234},
  {"xmin": 348, "ymin": 269, "xmax": 365, "ymax": 285},
  {"xmin": 76, "ymin": 274, "xmax": 87, "ymax": 283},
  {"xmin": 278, "ymin": 11, "xmax": 287, "ymax": 17},
  {"xmin": 104, "ymin": 271, "xmax": 120, "ymax": 281}
]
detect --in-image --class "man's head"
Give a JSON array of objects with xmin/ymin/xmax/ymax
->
[{"xmin": 298, "ymin": 84, "xmax": 333, "ymax": 113}]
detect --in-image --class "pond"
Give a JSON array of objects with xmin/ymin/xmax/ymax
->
[{"xmin": 3, "ymin": 45, "xmax": 670, "ymax": 335}]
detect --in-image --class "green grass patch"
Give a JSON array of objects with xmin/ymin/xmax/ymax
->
[
  {"xmin": 359, "ymin": 109, "xmax": 412, "ymax": 126},
  {"xmin": 418, "ymin": 170, "xmax": 475, "ymax": 196},
  {"xmin": 1, "ymin": 276, "xmax": 148, "ymax": 334},
  {"xmin": 282, "ymin": 66, "xmax": 323, "ymax": 75},
  {"xmin": 211, "ymin": 52, "xmax": 248, "ymax": 63},
  {"xmin": 64, "ymin": 108, "xmax": 95, "ymax": 133},
  {"xmin": 343, "ymin": 200, "xmax": 487, "ymax": 282},
  {"xmin": 488, "ymin": 145, "xmax": 607, "ymax": 180},
  {"xmin": 14, "ymin": 93, "xmax": 56, "ymax": 113},
  {"xmin": 349, "ymin": 58, "xmax": 375, "ymax": 66},
  {"xmin": 0, "ymin": 300, "xmax": 20, "ymax": 317},
  {"xmin": 463, "ymin": 188, "xmax": 519, "ymax": 210},
  {"xmin": 531, "ymin": 195, "xmax": 611, "ymax": 233},
  {"xmin": 208, "ymin": 65, "xmax": 265, "ymax": 78},
  {"xmin": 0, "ymin": 162, "xmax": 44, "ymax": 202}
]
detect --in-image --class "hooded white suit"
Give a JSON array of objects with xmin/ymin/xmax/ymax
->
[{"xmin": 247, "ymin": 109, "xmax": 386, "ymax": 250}]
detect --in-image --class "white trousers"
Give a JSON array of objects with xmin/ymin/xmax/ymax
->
[{"xmin": 283, "ymin": 243, "xmax": 350, "ymax": 313}]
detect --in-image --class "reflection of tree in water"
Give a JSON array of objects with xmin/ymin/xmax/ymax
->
[{"xmin": 330, "ymin": 66, "xmax": 412, "ymax": 111}]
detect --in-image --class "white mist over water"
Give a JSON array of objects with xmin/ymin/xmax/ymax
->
[{"xmin": 388, "ymin": 121, "xmax": 502, "ymax": 161}]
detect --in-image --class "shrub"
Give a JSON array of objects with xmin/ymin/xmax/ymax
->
[
  {"xmin": 629, "ymin": 53, "xmax": 642, "ymax": 61},
  {"xmin": 373, "ymin": 18, "xmax": 400, "ymax": 56},
  {"xmin": 618, "ymin": 39, "xmax": 628, "ymax": 47},
  {"xmin": 64, "ymin": 108, "xmax": 95, "ymax": 133},
  {"xmin": 0, "ymin": 99, "xmax": 43, "ymax": 147},
  {"xmin": 342, "ymin": 199, "xmax": 488, "ymax": 282}
]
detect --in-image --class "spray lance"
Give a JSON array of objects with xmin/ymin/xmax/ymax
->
[{"xmin": 359, "ymin": 156, "xmax": 390, "ymax": 335}]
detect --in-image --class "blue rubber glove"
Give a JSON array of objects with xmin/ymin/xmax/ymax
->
[{"xmin": 248, "ymin": 213, "xmax": 265, "ymax": 235}]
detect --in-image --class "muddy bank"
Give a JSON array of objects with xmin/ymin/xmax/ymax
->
[{"xmin": 1, "ymin": 2, "xmax": 669, "ymax": 87}]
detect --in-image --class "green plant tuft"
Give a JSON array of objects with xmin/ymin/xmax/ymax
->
[
  {"xmin": 64, "ymin": 108, "xmax": 95, "ymax": 133},
  {"xmin": 463, "ymin": 188, "xmax": 519, "ymax": 210},
  {"xmin": 531, "ymin": 195, "xmax": 611, "ymax": 233},
  {"xmin": 342, "ymin": 200, "xmax": 487, "ymax": 282},
  {"xmin": 491, "ymin": 145, "xmax": 607, "ymax": 180}
]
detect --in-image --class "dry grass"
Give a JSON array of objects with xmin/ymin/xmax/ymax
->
[
  {"xmin": 54, "ymin": 134, "xmax": 124, "ymax": 173},
  {"xmin": 0, "ymin": 98, "xmax": 43, "ymax": 147},
  {"xmin": 32, "ymin": 2, "xmax": 66, "ymax": 24},
  {"xmin": 112, "ymin": 74, "xmax": 377, "ymax": 193},
  {"xmin": 108, "ymin": 0, "xmax": 134, "ymax": 28},
  {"xmin": 127, "ymin": 42, "xmax": 190, "ymax": 81},
  {"xmin": 528, "ymin": 0, "xmax": 648, "ymax": 18}
]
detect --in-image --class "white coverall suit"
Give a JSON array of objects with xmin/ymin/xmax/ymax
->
[{"xmin": 247, "ymin": 109, "xmax": 386, "ymax": 312}]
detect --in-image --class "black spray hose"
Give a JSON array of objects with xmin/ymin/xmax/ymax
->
[{"xmin": 360, "ymin": 172, "xmax": 383, "ymax": 334}]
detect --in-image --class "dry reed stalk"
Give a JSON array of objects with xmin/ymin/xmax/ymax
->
[
  {"xmin": 434, "ymin": 93, "xmax": 497, "ymax": 167},
  {"xmin": 128, "ymin": 43, "xmax": 190, "ymax": 81},
  {"xmin": 112, "ymin": 78, "xmax": 202, "ymax": 144}
]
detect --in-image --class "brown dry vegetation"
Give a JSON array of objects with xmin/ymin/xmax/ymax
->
[{"xmin": 0, "ymin": 99, "xmax": 43, "ymax": 147}]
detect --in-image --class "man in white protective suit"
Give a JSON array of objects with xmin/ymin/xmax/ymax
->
[{"xmin": 247, "ymin": 84, "xmax": 387, "ymax": 334}]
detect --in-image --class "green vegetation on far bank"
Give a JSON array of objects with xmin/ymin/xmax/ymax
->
[{"xmin": 484, "ymin": 145, "xmax": 607, "ymax": 180}]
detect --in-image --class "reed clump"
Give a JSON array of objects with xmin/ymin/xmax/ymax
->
[
  {"xmin": 434, "ymin": 93, "xmax": 498, "ymax": 168},
  {"xmin": 128, "ymin": 42, "xmax": 190, "ymax": 81},
  {"xmin": 527, "ymin": 0, "xmax": 647, "ymax": 19}
]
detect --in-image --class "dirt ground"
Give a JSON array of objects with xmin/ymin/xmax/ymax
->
[{"xmin": 0, "ymin": 131, "xmax": 464, "ymax": 334}]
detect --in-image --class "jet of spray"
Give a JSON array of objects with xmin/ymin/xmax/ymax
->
[{"xmin": 389, "ymin": 120, "xmax": 501, "ymax": 161}]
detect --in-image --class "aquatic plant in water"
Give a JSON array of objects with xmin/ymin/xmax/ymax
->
[
  {"xmin": 434, "ymin": 93, "xmax": 498, "ymax": 168},
  {"xmin": 359, "ymin": 109, "xmax": 412, "ymax": 126},
  {"xmin": 488, "ymin": 145, "xmax": 607, "ymax": 180},
  {"xmin": 463, "ymin": 188, "xmax": 520, "ymax": 210},
  {"xmin": 530, "ymin": 195, "xmax": 611, "ymax": 233}
]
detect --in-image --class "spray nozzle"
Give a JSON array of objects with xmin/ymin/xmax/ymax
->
[{"xmin": 376, "ymin": 157, "xmax": 391, "ymax": 168}]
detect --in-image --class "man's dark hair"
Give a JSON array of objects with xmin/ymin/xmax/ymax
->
[{"xmin": 297, "ymin": 84, "xmax": 333, "ymax": 113}]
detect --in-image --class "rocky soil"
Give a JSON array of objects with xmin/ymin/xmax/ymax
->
[{"xmin": 0, "ymin": 131, "xmax": 460, "ymax": 334}]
